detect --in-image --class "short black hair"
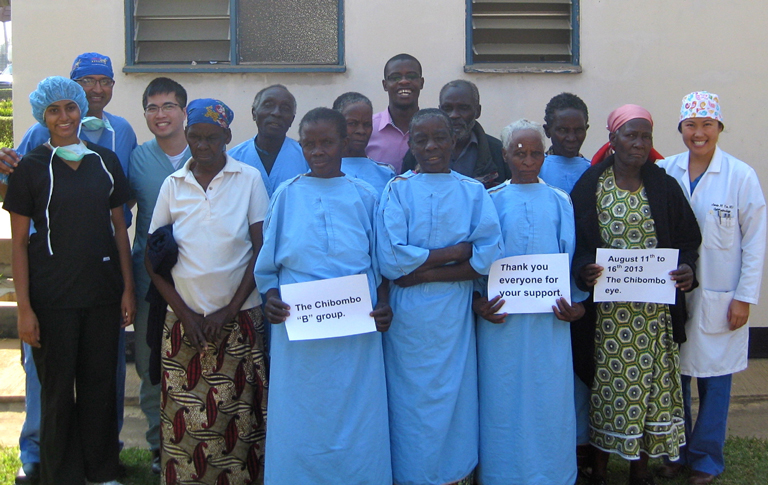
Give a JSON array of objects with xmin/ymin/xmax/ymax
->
[
  {"xmin": 299, "ymin": 107, "xmax": 347, "ymax": 140},
  {"xmin": 142, "ymin": 77, "xmax": 187, "ymax": 110},
  {"xmin": 408, "ymin": 108, "xmax": 453, "ymax": 139},
  {"xmin": 544, "ymin": 92, "xmax": 589, "ymax": 126},
  {"xmin": 332, "ymin": 92, "xmax": 372, "ymax": 113},
  {"xmin": 252, "ymin": 84, "xmax": 297, "ymax": 114},
  {"xmin": 677, "ymin": 120, "xmax": 724, "ymax": 133},
  {"xmin": 439, "ymin": 79, "xmax": 480, "ymax": 107},
  {"xmin": 384, "ymin": 53, "xmax": 422, "ymax": 78}
]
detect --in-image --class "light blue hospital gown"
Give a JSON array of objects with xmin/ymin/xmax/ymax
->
[
  {"xmin": 376, "ymin": 171, "xmax": 503, "ymax": 485},
  {"xmin": 228, "ymin": 136, "xmax": 308, "ymax": 197},
  {"xmin": 538, "ymin": 153, "xmax": 593, "ymax": 447},
  {"xmin": 476, "ymin": 181, "xmax": 587, "ymax": 485},
  {"xmin": 341, "ymin": 156, "xmax": 396, "ymax": 196},
  {"xmin": 253, "ymin": 174, "xmax": 392, "ymax": 485},
  {"xmin": 539, "ymin": 154, "xmax": 591, "ymax": 193}
]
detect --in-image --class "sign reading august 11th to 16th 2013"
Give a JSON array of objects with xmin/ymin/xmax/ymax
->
[{"xmin": 593, "ymin": 248, "xmax": 679, "ymax": 304}]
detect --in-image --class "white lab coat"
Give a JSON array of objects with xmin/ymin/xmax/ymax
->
[{"xmin": 658, "ymin": 147, "xmax": 767, "ymax": 377}]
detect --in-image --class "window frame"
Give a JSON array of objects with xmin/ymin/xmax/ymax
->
[
  {"xmin": 464, "ymin": 0, "xmax": 581, "ymax": 74},
  {"xmin": 123, "ymin": 0, "xmax": 346, "ymax": 73}
]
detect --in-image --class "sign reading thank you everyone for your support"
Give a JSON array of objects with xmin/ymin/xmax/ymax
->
[{"xmin": 487, "ymin": 253, "xmax": 571, "ymax": 314}]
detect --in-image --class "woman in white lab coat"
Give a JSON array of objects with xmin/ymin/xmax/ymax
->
[{"xmin": 657, "ymin": 92, "xmax": 767, "ymax": 485}]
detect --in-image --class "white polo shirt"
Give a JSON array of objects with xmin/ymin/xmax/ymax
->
[{"xmin": 149, "ymin": 154, "xmax": 269, "ymax": 315}]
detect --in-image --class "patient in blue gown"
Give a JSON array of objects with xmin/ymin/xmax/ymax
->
[
  {"xmin": 332, "ymin": 91, "xmax": 396, "ymax": 196},
  {"xmin": 473, "ymin": 119, "xmax": 587, "ymax": 485},
  {"xmin": 254, "ymin": 107, "xmax": 393, "ymax": 485},
  {"xmin": 376, "ymin": 108, "xmax": 503, "ymax": 485},
  {"xmin": 538, "ymin": 92, "xmax": 596, "ymax": 475},
  {"xmin": 539, "ymin": 92, "xmax": 591, "ymax": 193}
]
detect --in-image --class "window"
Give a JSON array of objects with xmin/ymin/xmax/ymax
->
[
  {"xmin": 465, "ymin": 0, "xmax": 580, "ymax": 73},
  {"xmin": 125, "ymin": 0, "xmax": 344, "ymax": 73}
]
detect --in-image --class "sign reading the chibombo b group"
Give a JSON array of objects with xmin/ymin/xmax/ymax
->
[{"xmin": 280, "ymin": 274, "xmax": 376, "ymax": 341}]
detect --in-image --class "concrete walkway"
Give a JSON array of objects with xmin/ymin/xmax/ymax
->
[{"xmin": 2, "ymin": 338, "xmax": 768, "ymax": 449}]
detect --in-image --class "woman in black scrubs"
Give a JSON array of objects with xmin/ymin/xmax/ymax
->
[{"xmin": 4, "ymin": 76, "xmax": 135, "ymax": 485}]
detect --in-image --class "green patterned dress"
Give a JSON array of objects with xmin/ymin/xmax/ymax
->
[{"xmin": 590, "ymin": 166, "xmax": 686, "ymax": 459}]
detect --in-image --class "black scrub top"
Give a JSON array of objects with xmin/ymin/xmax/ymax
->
[{"xmin": 3, "ymin": 142, "xmax": 131, "ymax": 309}]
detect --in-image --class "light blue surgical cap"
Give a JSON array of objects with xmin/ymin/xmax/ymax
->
[{"xmin": 29, "ymin": 76, "xmax": 89, "ymax": 126}]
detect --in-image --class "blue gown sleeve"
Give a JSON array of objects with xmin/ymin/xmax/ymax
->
[
  {"xmin": 376, "ymin": 180, "xmax": 431, "ymax": 279},
  {"xmin": 0, "ymin": 124, "xmax": 49, "ymax": 185},
  {"xmin": 16, "ymin": 124, "xmax": 49, "ymax": 158},
  {"xmin": 467, "ymin": 186, "xmax": 504, "ymax": 275},
  {"xmin": 473, "ymin": 274, "xmax": 489, "ymax": 298},
  {"xmin": 362, "ymin": 188, "xmax": 383, "ymax": 291}
]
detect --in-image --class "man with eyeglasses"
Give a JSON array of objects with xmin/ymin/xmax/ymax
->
[
  {"xmin": 126, "ymin": 77, "xmax": 190, "ymax": 475},
  {"xmin": 229, "ymin": 84, "xmax": 308, "ymax": 197},
  {"xmin": 365, "ymin": 53, "xmax": 424, "ymax": 174},
  {"xmin": 0, "ymin": 52, "xmax": 137, "ymax": 485}
]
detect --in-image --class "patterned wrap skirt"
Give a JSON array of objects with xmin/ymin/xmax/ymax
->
[
  {"xmin": 590, "ymin": 301, "xmax": 685, "ymax": 459},
  {"xmin": 160, "ymin": 307, "xmax": 268, "ymax": 485}
]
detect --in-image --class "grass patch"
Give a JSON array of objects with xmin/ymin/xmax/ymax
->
[
  {"xmin": 1, "ymin": 438, "xmax": 767, "ymax": 484},
  {"xmin": 0, "ymin": 447, "xmax": 158, "ymax": 485},
  {"xmin": 575, "ymin": 437, "xmax": 768, "ymax": 484},
  {"xmin": 119, "ymin": 448, "xmax": 157, "ymax": 485},
  {"xmin": 0, "ymin": 446, "xmax": 19, "ymax": 485}
]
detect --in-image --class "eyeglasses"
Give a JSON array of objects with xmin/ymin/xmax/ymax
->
[
  {"xmin": 386, "ymin": 72, "xmax": 421, "ymax": 83},
  {"xmin": 145, "ymin": 102, "xmax": 181, "ymax": 115},
  {"xmin": 76, "ymin": 77, "xmax": 115, "ymax": 88}
]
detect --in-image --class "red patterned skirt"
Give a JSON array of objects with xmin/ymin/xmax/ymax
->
[{"xmin": 160, "ymin": 307, "xmax": 268, "ymax": 485}]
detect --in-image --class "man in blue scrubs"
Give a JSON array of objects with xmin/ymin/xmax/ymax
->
[{"xmin": 228, "ymin": 84, "xmax": 308, "ymax": 197}]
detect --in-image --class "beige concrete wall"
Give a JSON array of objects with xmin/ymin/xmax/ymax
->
[{"xmin": 12, "ymin": 0, "xmax": 768, "ymax": 325}]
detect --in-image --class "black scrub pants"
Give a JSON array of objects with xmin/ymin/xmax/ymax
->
[{"xmin": 31, "ymin": 303, "xmax": 121, "ymax": 485}]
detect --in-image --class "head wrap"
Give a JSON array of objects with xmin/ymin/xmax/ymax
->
[
  {"xmin": 606, "ymin": 104, "xmax": 653, "ymax": 133},
  {"xmin": 592, "ymin": 104, "xmax": 662, "ymax": 165},
  {"xmin": 70, "ymin": 52, "xmax": 114, "ymax": 80},
  {"xmin": 186, "ymin": 98, "xmax": 234, "ymax": 129},
  {"xmin": 680, "ymin": 91, "xmax": 722, "ymax": 124},
  {"xmin": 29, "ymin": 76, "xmax": 89, "ymax": 126}
]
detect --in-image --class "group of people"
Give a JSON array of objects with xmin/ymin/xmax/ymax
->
[{"xmin": 2, "ymin": 51, "xmax": 765, "ymax": 485}]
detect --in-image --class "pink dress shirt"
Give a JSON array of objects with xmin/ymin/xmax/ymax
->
[{"xmin": 366, "ymin": 109, "xmax": 410, "ymax": 173}]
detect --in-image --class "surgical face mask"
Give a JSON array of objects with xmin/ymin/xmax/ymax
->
[
  {"xmin": 81, "ymin": 115, "xmax": 113, "ymax": 132},
  {"xmin": 79, "ymin": 116, "xmax": 115, "ymax": 152},
  {"xmin": 51, "ymin": 141, "xmax": 95, "ymax": 162}
]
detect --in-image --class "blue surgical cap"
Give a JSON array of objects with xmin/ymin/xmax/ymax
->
[
  {"xmin": 70, "ymin": 52, "xmax": 114, "ymax": 80},
  {"xmin": 29, "ymin": 76, "xmax": 89, "ymax": 126}
]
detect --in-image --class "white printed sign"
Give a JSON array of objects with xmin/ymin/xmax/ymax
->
[
  {"xmin": 280, "ymin": 273, "xmax": 377, "ymax": 341},
  {"xmin": 593, "ymin": 248, "xmax": 679, "ymax": 304},
  {"xmin": 487, "ymin": 253, "xmax": 571, "ymax": 314}
]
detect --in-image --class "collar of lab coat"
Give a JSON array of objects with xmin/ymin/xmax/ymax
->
[{"xmin": 677, "ymin": 145, "xmax": 723, "ymax": 174}]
